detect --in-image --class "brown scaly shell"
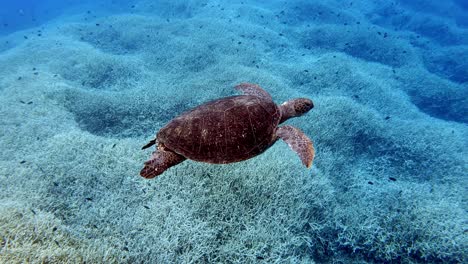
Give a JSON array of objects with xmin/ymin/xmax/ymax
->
[{"xmin": 157, "ymin": 95, "xmax": 281, "ymax": 164}]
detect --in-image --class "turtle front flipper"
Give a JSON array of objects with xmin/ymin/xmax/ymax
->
[
  {"xmin": 140, "ymin": 148, "xmax": 186, "ymax": 178},
  {"xmin": 234, "ymin": 83, "xmax": 273, "ymax": 101},
  {"xmin": 276, "ymin": 125, "xmax": 315, "ymax": 168}
]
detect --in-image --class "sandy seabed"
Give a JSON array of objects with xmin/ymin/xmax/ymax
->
[{"xmin": 0, "ymin": 0, "xmax": 466, "ymax": 263}]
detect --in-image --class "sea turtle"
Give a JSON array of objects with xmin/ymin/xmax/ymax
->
[{"xmin": 140, "ymin": 83, "xmax": 315, "ymax": 178}]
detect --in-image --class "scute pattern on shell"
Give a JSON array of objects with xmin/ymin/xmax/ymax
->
[{"xmin": 157, "ymin": 95, "xmax": 281, "ymax": 163}]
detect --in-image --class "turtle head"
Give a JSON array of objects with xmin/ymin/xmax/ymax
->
[
  {"xmin": 279, "ymin": 98, "xmax": 314, "ymax": 123},
  {"xmin": 291, "ymin": 98, "xmax": 314, "ymax": 115}
]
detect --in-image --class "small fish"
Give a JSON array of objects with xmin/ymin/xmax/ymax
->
[{"xmin": 389, "ymin": 177, "xmax": 397, "ymax": 181}]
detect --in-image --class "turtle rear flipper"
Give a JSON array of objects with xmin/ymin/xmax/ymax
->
[
  {"xmin": 276, "ymin": 125, "xmax": 315, "ymax": 168},
  {"xmin": 140, "ymin": 149, "xmax": 186, "ymax": 178}
]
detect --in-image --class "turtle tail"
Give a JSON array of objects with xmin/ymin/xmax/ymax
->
[{"xmin": 141, "ymin": 139, "xmax": 156, "ymax": 150}]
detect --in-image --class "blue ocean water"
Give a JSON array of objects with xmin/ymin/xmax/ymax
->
[
  {"xmin": 0, "ymin": 0, "xmax": 467, "ymax": 263},
  {"xmin": 1, "ymin": 0, "xmax": 87, "ymax": 34}
]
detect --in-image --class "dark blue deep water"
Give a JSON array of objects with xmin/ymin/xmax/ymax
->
[{"xmin": 0, "ymin": 0, "xmax": 466, "ymax": 263}]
